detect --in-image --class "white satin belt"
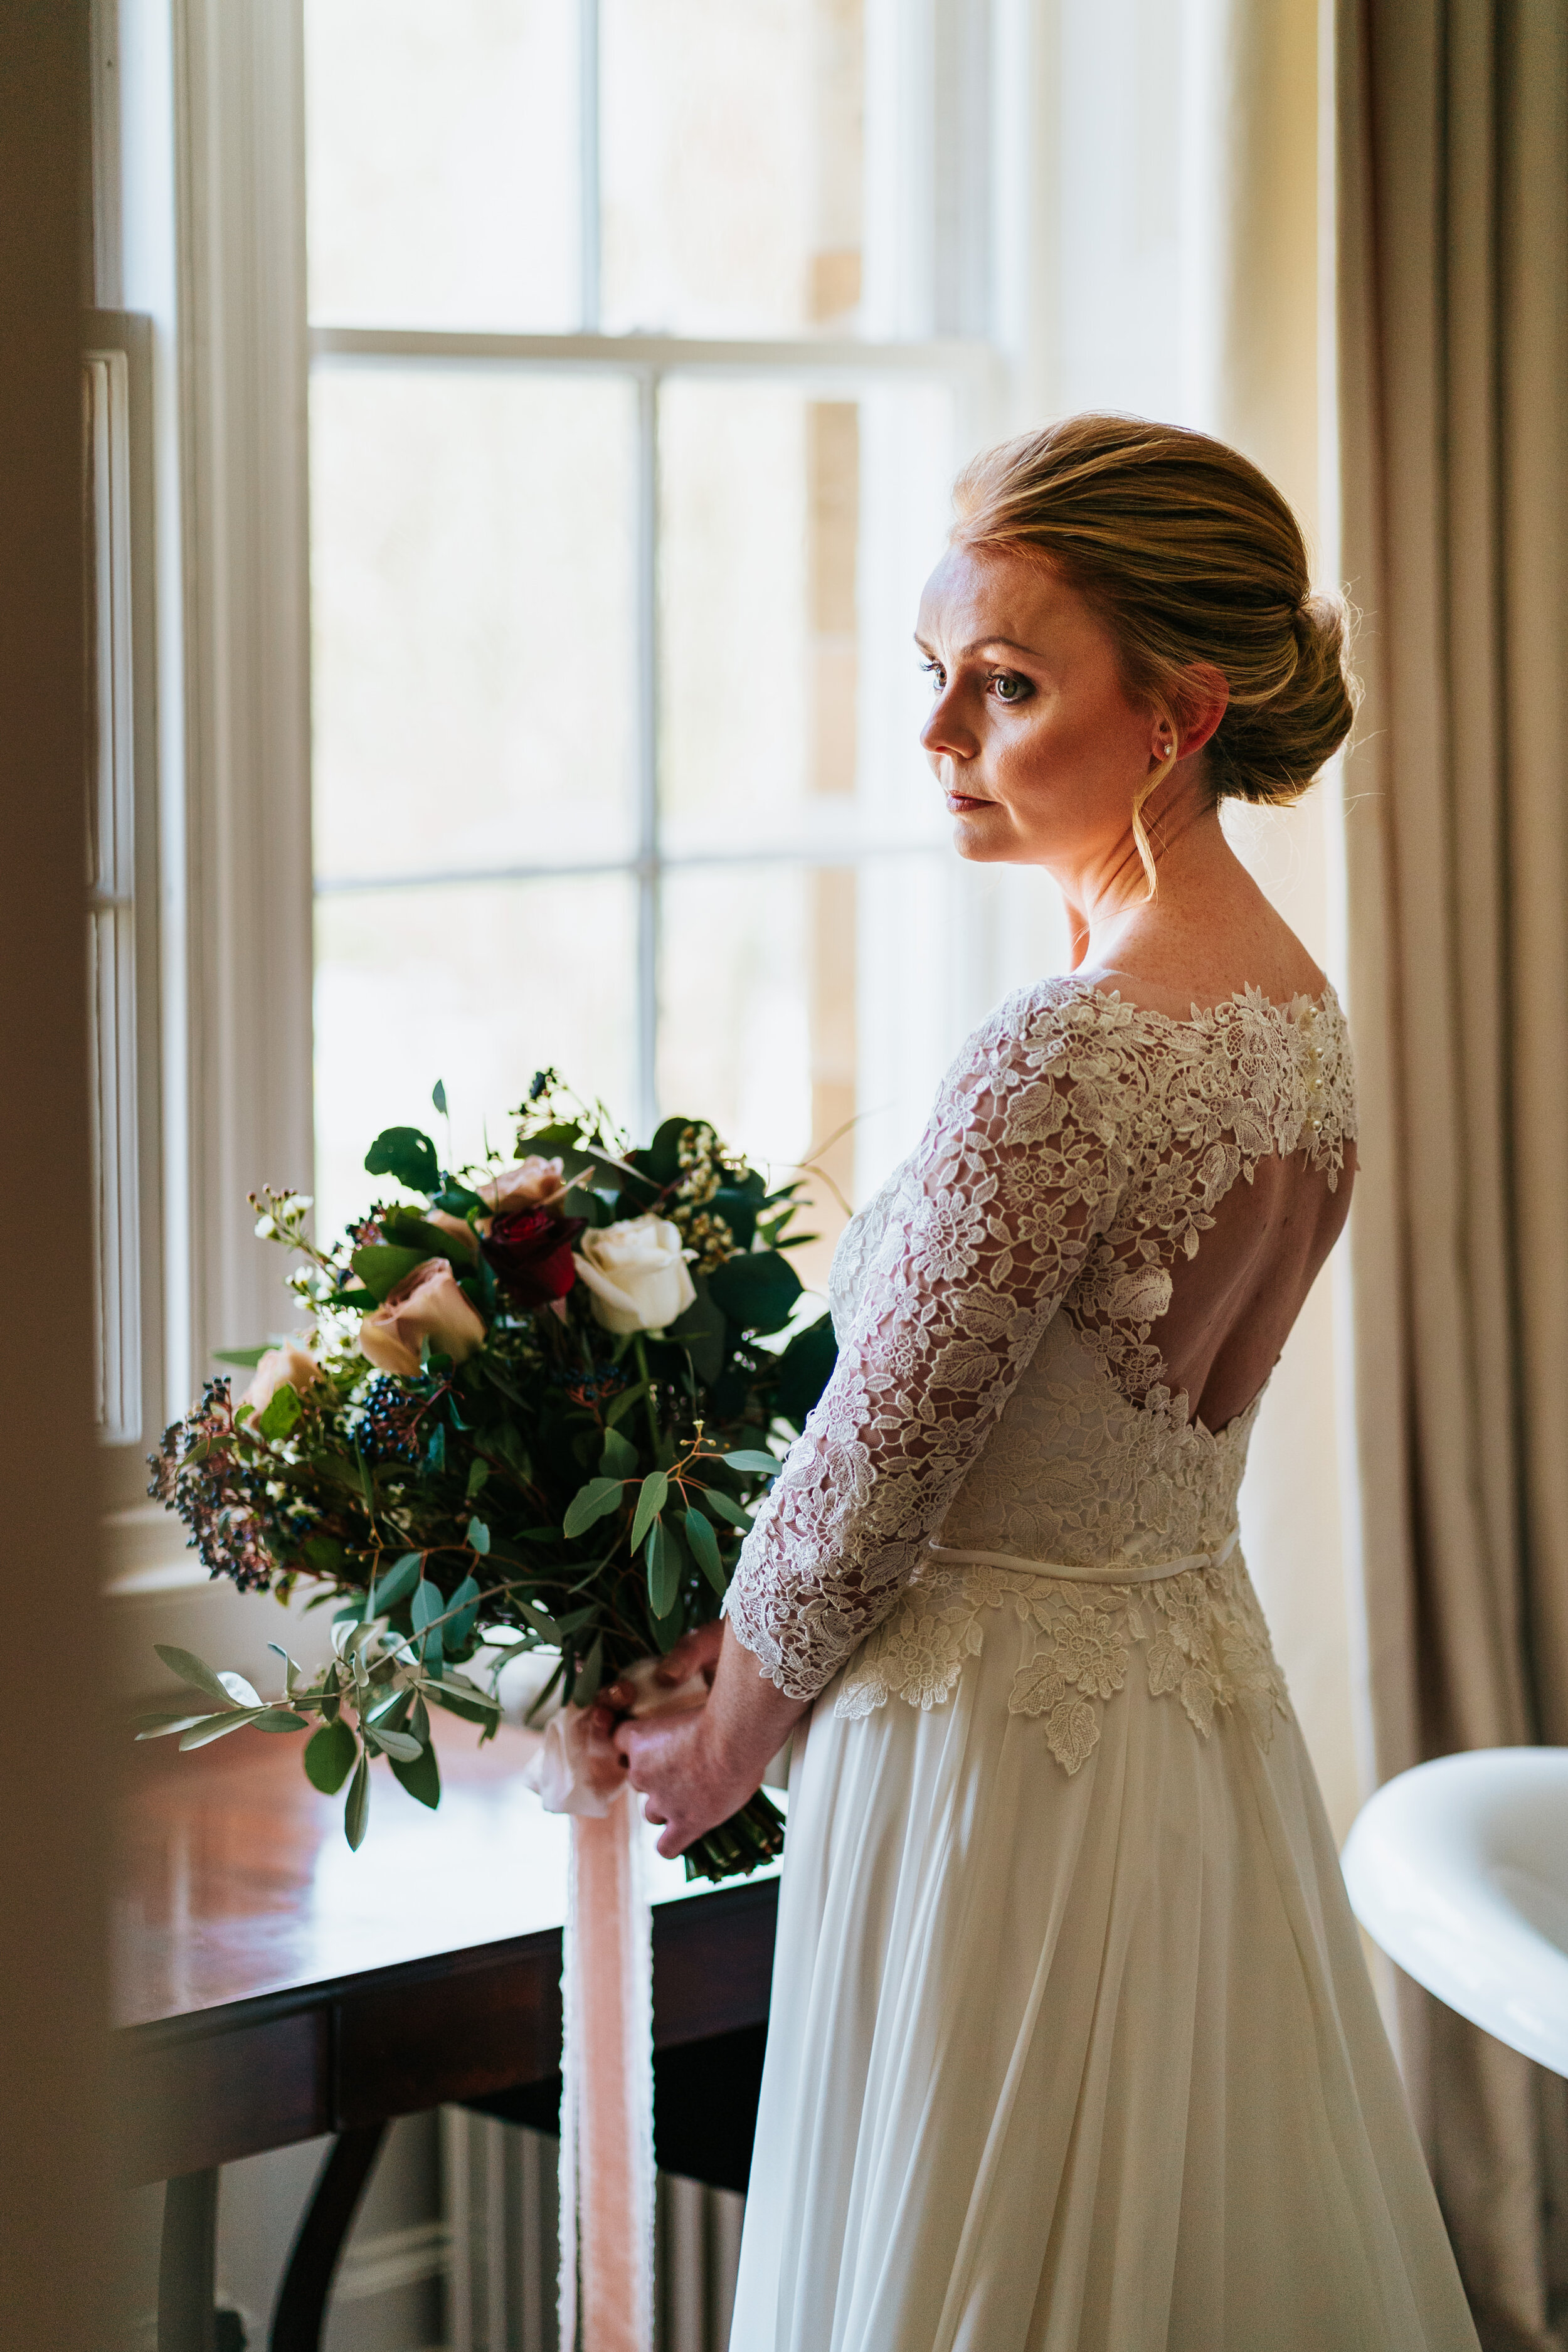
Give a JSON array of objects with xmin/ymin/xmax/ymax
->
[{"xmin": 925, "ymin": 1527, "xmax": 1241, "ymax": 1586}]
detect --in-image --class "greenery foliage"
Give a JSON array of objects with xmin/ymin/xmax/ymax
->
[{"xmin": 144, "ymin": 1076, "xmax": 837, "ymax": 1879}]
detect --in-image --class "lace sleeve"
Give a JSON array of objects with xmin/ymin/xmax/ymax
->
[{"xmin": 724, "ymin": 987, "xmax": 1136, "ymax": 1698}]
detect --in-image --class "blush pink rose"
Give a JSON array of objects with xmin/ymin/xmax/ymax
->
[
  {"xmin": 243, "ymin": 1342, "xmax": 321, "ymax": 1416},
  {"xmin": 359, "ymin": 1258, "xmax": 485, "ymax": 1374},
  {"xmin": 477, "ymin": 1157, "xmax": 568, "ymax": 1216}
]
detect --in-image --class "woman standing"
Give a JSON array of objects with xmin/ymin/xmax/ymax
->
[{"xmin": 610, "ymin": 416, "xmax": 1479, "ymax": 2351}]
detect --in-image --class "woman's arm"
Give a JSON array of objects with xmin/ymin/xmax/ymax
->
[{"xmin": 603, "ymin": 1621, "xmax": 807, "ymax": 1857}]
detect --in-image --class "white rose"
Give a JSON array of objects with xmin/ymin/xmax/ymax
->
[
  {"xmin": 243, "ymin": 1342, "xmax": 320, "ymax": 1416},
  {"xmin": 573, "ymin": 1214, "xmax": 696, "ymax": 1336}
]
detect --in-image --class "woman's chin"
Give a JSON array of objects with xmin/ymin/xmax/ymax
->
[{"xmin": 950, "ymin": 812, "xmax": 1007, "ymax": 862}]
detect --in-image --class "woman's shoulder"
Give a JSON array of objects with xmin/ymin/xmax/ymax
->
[{"xmin": 953, "ymin": 970, "xmax": 1357, "ymax": 1149}]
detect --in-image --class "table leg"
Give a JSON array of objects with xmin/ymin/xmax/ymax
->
[
  {"xmin": 159, "ymin": 2168, "xmax": 219, "ymax": 2352},
  {"xmin": 269, "ymin": 2121, "xmax": 388, "ymax": 2352}
]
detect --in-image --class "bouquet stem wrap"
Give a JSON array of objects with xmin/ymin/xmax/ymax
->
[
  {"xmin": 526, "ymin": 1676, "xmax": 703, "ymax": 2352},
  {"xmin": 561, "ymin": 1796, "xmax": 654, "ymax": 2352}
]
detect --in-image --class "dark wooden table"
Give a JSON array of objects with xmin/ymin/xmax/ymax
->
[{"xmin": 117, "ymin": 1724, "xmax": 779, "ymax": 2352}]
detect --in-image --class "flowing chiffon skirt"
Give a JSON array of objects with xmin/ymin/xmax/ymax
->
[{"xmin": 729, "ymin": 1608, "xmax": 1479, "ymax": 2351}]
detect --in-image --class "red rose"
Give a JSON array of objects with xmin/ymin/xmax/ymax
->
[{"xmin": 482, "ymin": 1208, "xmax": 585, "ymax": 1308}]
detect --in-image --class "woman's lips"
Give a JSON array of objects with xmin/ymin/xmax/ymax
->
[{"xmin": 945, "ymin": 791, "xmax": 993, "ymax": 812}]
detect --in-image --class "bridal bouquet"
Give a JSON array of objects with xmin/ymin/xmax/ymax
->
[{"xmin": 143, "ymin": 1074, "xmax": 835, "ymax": 1881}]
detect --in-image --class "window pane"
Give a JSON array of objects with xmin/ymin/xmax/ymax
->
[
  {"xmin": 658, "ymin": 861, "xmax": 827, "ymax": 1282},
  {"xmin": 314, "ymin": 875, "xmax": 638, "ymax": 1241},
  {"xmin": 311, "ymin": 367, "xmax": 638, "ymax": 886},
  {"xmin": 657, "ymin": 376, "xmax": 955, "ymax": 858},
  {"xmin": 601, "ymin": 0, "xmax": 864, "ymax": 337},
  {"xmin": 655, "ymin": 853, "xmax": 1039, "ymax": 1299},
  {"xmin": 306, "ymin": 0, "xmax": 581, "ymax": 331}
]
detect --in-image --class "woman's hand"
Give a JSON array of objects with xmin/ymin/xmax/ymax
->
[{"xmin": 605, "ymin": 1621, "xmax": 809, "ymax": 1859}]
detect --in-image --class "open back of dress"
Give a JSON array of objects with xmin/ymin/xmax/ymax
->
[{"xmin": 723, "ymin": 977, "xmax": 1480, "ymax": 2352}]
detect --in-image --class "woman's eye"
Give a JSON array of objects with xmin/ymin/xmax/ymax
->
[
  {"xmin": 921, "ymin": 660, "xmax": 946, "ymax": 692},
  {"xmin": 989, "ymin": 672, "xmax": 1030, "ymax": 704}
]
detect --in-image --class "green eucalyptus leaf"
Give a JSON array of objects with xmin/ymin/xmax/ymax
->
[
  {"xmin": 642, "ymin": 1115, "xmax": 691, "ymax": 1184},
  {"xmin": 664, "ymin": 1271, "xmax": 726, "ymax": 1382},
  {"xmin": 257, "ymin": 1382, "xmax": 302, "ymax": 1443},
  {"xmin": 252, "ymin": 1708, "xmax": 310, "ymax": 1734},
  {"xmin": 563, "ymin": 1476, "xmax": 625, "ymax": 1540},
  {"xmin": 154, "ymin": 1643, "xmax": 240, "ymax": 1710},
  {"xmin": 412, "ymin": 1579, "xmax": 445, "ymax": 1670},
  {"xmin": 302, "ymin": 1534, "xmax": 347, "ymax": 1574},
  {"xmin": 689, "ymin": 1485, "xmax": 753, "ymax": 1533},
  {"xmin": 380, "ymin": 1206, "xmax": 475, "ymax": 1270},
  {"xmin": 629, "ymin": 1470, "xmax": 669, "ymax": 1554},
  {"xmin": 466, "ymin": 1515, "xmax": 491, "ymax": 1556},
  {"xmin": 681, "ymin": 1505, "xmax": 726, "ymax": 1593},
  {"xmin": 599, "ymin": 1427, "xmax": 638, "ymax": 1480},
  {"xmin": 434, "ymin": 1182, "xmax": 484, "ymax": 1216},
  {"xmin": 134, "ymin": 1712, "xmax": 210, "ymax": 1740},
  {"xmin": 364, "ymin": 1125, "xmax": 440, "ymax": 1195},
  {"xmin": 705, "ymin": 1248, "xmax": 802, "ymax": 1335},
  {"xmin": 304, "ymin": 1717, "xmax": 358, "ymax": 1794},
  {"xmin": 645, "ymin": 1516, "xmax": 684, "ymax": 1619},
  {"xmin": 350, "ymin": 1244, "xmax": 428, "ymax": 1303},
  {"xmin": 447, "ymin": 1574, "xmax": 482, "ymax": 1648},
  {"xmin": 177, "ymin": 1708, "xmax": 269, "ymax": 1750},
  {"xmin": 370, "ymin": 1726, "xmax": 423, "ymax": 1762},
  {"xmin": 432, "ymin": 1079, "xmax": 448, "ymax": 1117},
  {"xmin": 719, "ymin": 1449, "xmax": 780, "ymax": 1475},
  {"xmin": 389, "ymin": 1739, "xmax": 441, "ymax": 1809},
  {"xmin": 369, "ymin": 1551, "xmax": 422, "ymax": 1614},
  {"xmin": 707, "ymin": 1184, "xmax": 757, "ymax": 1249},
  {"xmin": 513, "ymin": 1598, "xmax": 563, "ymax": 1640},
  {"xmin": 212, "ymin": 1345, "xmax": 268, "ymax": 1369},
  {"xmin": 604, "ymin": 1382, "xmax": 647, "ymax": 1429},
  {"xmin": 344, "ymin": 1752, "xmax": 371, "ymax": 1849}
]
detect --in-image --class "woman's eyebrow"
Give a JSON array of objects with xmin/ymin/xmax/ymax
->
[{"xmin": 912, "ymin": 634, "xmax": 1043, "ymax": 659}]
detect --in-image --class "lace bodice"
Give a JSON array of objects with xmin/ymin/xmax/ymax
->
[{"xmin": 725, "ymin": 978, "xmax": 1356, "ymax": 1754}]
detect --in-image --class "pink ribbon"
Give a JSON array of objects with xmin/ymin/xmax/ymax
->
[{"xmin": 525, "ymin": 1666, "xmax": 706, "ymax": 2352}]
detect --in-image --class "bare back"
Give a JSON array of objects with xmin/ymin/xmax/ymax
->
[{"xmin": 1069, "ymin": 835, "xmax": 1353, "ymax": 1434}]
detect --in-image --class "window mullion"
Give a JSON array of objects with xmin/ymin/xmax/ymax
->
[
  {"xmin": 578, "ymin": 0, "xmax": 601, "ymax": 333},
  {"xmin": 635, "ymin": 369, "xmax": 660, "ymax": 1136}
]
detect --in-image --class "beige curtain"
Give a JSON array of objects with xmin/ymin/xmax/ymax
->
[{"xmin": 1335, "ymin": 1, "xmax": 1568, "ymax": 2342}]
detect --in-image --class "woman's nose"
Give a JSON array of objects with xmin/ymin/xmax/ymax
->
[{"xmin": 920, "ymin": 686, "xmax": 976, "ymax": 765}]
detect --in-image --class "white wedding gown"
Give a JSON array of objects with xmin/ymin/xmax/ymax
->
[{"xmin": 723, "ymin": 977, "xmax": 1478, "ymax": 2352}]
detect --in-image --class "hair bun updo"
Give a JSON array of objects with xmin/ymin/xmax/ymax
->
[{"xmin": 951, "ymin": 414, "xmax": 1359, "ymax": 810}]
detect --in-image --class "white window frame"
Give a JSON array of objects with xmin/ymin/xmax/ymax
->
[
  {"xmin": 310, "ymin": 326, "xmax": 1002, "ymax": 1140},
  {"xmin": 84, "ymin": 308, "xmax": 165, "ymax": 1488}
]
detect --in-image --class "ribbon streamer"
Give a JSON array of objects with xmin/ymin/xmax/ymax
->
[
  {"xmin": 561, "ymin": 1797, "xmax": 654, "ymax": 2352},
  {"xmin": 525, "ymin": 1670, "xmax": 707, "ymax": 2352}
]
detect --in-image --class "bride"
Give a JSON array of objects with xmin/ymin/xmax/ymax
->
[{"xmin": 606, "ymin": 414, "xmax": 1480, "ymax": 2350}]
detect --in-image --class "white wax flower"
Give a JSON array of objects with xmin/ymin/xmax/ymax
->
[{"xmin": 573, "ymin": 1214, "xmax": 696, "ymax": 1336}]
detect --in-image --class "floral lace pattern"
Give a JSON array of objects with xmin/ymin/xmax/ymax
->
[
  {"xmin": 835, "ymin": 1542, "xmax": 1288, "ymax": 1772},
  {"xmin": 724, "ymin": 978, "xmax": 1355, "ymax": 1764}
]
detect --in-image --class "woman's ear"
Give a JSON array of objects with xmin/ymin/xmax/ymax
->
[{"xmin": 1173, "ymin": 664, "xmax": 1229, "ymax": 759}]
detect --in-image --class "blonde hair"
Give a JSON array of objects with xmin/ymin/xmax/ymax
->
[{"xmin": 951, "ymin": 413, "xmax": 1357, "ymax": 888}]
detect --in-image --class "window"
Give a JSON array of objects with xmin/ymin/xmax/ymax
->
[
  {"xmin": 84, "ymin": 306, "xmax": 163, "ymax": 1500},
  {"xmin": 304, "ymin": 0, "xmax": 1064, "ymax": 1288}
]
